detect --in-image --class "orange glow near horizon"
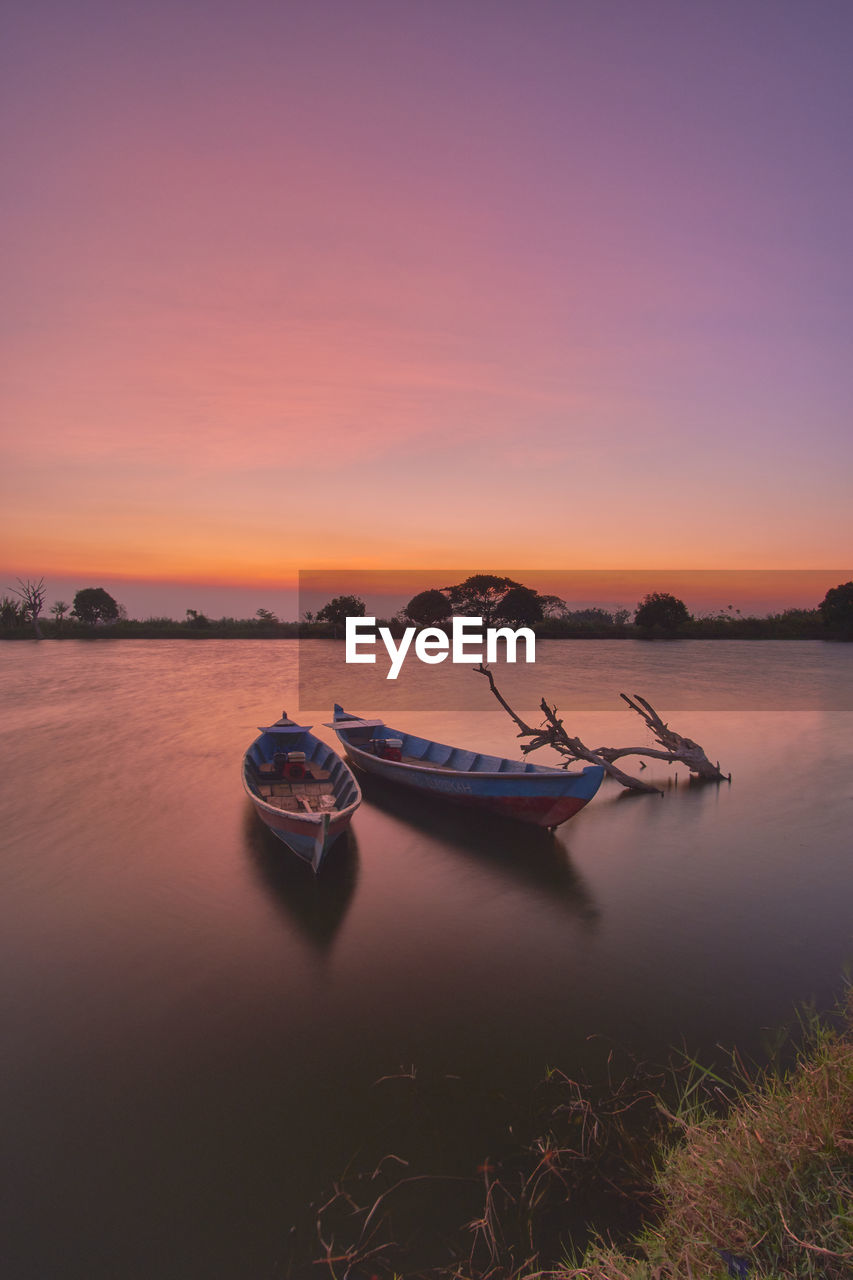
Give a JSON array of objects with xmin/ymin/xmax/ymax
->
[
  {"xmin": 8, "ymin": 553, "xmax": 851, "ymax": 601},
  {"xmin": 4, "ymin": 562, "xmax": 850, "ymax": 625},
  {"xmin": 2, "ymin": 5, "xmax": 852, "ymax": 604}
]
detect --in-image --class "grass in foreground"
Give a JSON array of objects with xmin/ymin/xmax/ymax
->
[
  {"xmin": 565, "ymin": 999, "xmax": 853, "ymax": 1280},
  {"xmin": 301, "ymin": 994, "xmax": 852, "ymax": 1280}
]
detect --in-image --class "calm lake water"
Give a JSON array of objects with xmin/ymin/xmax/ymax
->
[{"xmin": 1, "ymin": 639, "xmax": 851, "ymax": 1278}]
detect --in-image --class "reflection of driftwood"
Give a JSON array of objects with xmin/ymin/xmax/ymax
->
[{"xmin": 476, "ymin": 665, "xmax": 729, "ymax": 794}]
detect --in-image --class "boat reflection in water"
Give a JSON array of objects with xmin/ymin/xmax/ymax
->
[
  {"xmin": 243, "ymin": 803, "xmax": 360, "ymax": 954},
  {"xmin": 355, "ymin": 770, "xmax": 600, "ymax": 928}
]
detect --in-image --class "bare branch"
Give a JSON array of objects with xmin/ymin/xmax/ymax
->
[
  {"xmin": 476, "ymin": 667, "xmax": 730, "ymax": 791},
  {"xmin": 477, "ymin": 666, "xmax": 661, "ymax": 793},
  {"xmin": 537, "ymin": 695, "xmax": 663, "ymax": 793},
  {"xmin": 476, "ymin": 663, "xmax": 538, "ymax": 736},
  {"xmin": 612, "ymin": 693, "xmax": 730, "ymax": 781},
  {"xmin": 9, "ymin": 577, "xmax": 46, "ymax": 640}
]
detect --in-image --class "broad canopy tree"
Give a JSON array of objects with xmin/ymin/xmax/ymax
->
[
  {"xmin": 316, "ymin": 595, "xmax": 366, "ymax": 633},
  {"xmin": 72, "ymin": 587, "xmax": 120, "ymax": 626},
  {"xmin": 402, "ymin": 589, "xmax": 452, "ymax": 627},
  {"xmin": 494, "ymin": 584, "xmax": 543, "ymax": 627},
  {"xmin": 441, "ymin": 575, "xmax": 527, "ymax": 626}
]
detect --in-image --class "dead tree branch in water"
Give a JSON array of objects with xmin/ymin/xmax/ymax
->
[
  {"xmin": 594, "ymin": 693, "xmax": 730, "ymax": 782},
  {"xmin": 9, "ymin": 577, "xmax": 45, "ymax": 640},
  {"xmin": 476, "ymin": 666, "xmax": 729, "ymax": 793}
]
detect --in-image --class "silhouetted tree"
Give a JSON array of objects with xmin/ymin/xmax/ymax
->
[
  {"xmin": 185, "ymin": 608, "xmax": 211, "ymax": 629},
  {"xmin": 634, "ymin": 592, "xmax": 691, "ymax": 633},
  {"xmin": 441, "ymin": 574, "xmax": 524, "ymax": 626},
  {"xmin": 537, "ymin": 594, "xmax": 568, "ymax": 618},
  {"xmin": 0, "ymin": 595, "xmax": 25, "ymax": 630},
  {"xmin": 72, "ymin": 587, "xmax": 120, "ymax": 626},
  {"xmin": 403, "ymin": 589, "xmax": 452, "ymax": 627},
  {"xmin": 819, "ymin": 581, "xmax": 853, "ymax": 638},
  {"xmin": 50, "ymin": 600, "xmax": 70, "ymax": 633},
  {"xmin": 495, "ymin": 584, "xmax": 543, "ymax": 626},
  {"xmin": 316, "ymin": 595, "xmax": 367, "ymax": 636},
  {"xmin": 255, "ymin": 607, "xmax": 278, "ymax": 627},
  {"xmin": 9, "ymin": 577, "xmax": 46, "ymax": 638}
]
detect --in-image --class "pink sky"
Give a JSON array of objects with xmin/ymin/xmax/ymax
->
[{"xmin": 2, "ymin": 2, "xmax": 852, "ymax": 614}]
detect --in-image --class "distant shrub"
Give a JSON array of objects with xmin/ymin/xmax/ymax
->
[{"xmin": 634, "ymin": 592, "xmax": 691, "ymax": 632}]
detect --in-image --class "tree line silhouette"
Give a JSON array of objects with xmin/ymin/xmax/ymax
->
[
  {"xmin": 2, "ymin": 573, "xmax": 852, "ymax": 639},
  {"xmin": 307, "ymin": 574, "xmax": 853, "ymax": 640}
]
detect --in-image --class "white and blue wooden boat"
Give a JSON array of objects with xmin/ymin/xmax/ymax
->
[
  {"xmin": 242, "ymin": 713, "xmax": 361, "ymax": 871},
  {"xmin": 329, "ymin": 705, "xmax": 604, "ymax": 829}
]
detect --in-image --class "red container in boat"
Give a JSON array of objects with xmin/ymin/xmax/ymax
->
[{"xmin": 284, "ymin": 751, "xmax": 307, "ymax": 780}]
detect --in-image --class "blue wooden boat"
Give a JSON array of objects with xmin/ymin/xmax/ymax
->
[
  {"xmin": 242, "ymin": 713, "xmax": 361, "ymax": 871},
  {"xmin": 329, "ymin": 705, "xmax": 604, "ymax": 829}
]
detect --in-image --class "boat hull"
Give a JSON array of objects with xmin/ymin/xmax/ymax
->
[
  {"xmin": 242, "ymin": 715, "xmax": 361, "ymax": 871},
  {"xmin": 246, "ymin": 793, "xmax": 354, "ymax": 864},
  {"xmin": 332, "ymin": 708, "xmax": 603, "ymax": 829}
]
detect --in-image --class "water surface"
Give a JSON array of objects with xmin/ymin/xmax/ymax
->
[{"xmin": 1, "ymin": 640, "xmax": 851, "ymax": 1277}]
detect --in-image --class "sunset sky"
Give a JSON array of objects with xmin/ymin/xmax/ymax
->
[{"xmin": 2, "ymin": 1, "xmax": 851, "ymax": 619}]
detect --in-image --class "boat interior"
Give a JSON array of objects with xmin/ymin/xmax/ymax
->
[
  {"xmin": 252, "ymin": 760, "xmax": 338, "ymax": 814},
  {"xmin": 246, "ymin": 735, "xmax": 358, "ymax": 815}
]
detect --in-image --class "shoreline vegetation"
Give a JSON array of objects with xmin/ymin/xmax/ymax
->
[
  {"xmin": 0, "ymin": 614, "xmax": 846, "ymax": 641},
  {"xmin": 299, "ymin": 990, "xmax": 853, "ymax": 1279},
  {"xmin": 3, "ymin": 575, "xmax": 852, "ymax": 642}
]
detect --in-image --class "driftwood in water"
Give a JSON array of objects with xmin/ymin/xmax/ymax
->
[
  {"xmin": 476, "ymin": 665, "xmax": 729, "ymax": 794},
  {"xmin": 595, "ymin": 693, "xmax": 729, "ymax": 782}
]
